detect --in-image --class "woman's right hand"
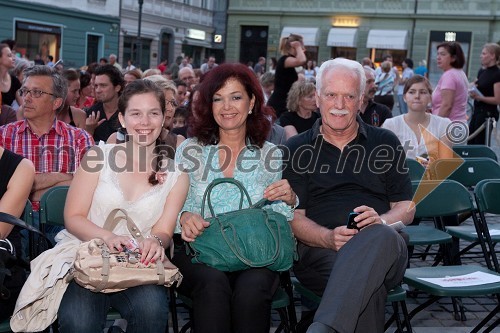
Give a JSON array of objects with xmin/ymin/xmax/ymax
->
[
  {"xmin": 180, "ymin": 212, "xmax": 210, "ymax": 242},
  {"xmin": 102, "ymin": 234, "xmax": 132, "ymax": 253},
  {"xmin": 290, "ymin": 41, "xmax": 303, "ymax": 49}
]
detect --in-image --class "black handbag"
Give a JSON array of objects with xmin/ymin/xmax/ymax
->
[
  {"xmin": 188, "ymin": 178, "xmax": 297, "ymax": 272},
  {"xmin": 0, "ymin": 212, "xmax": 44, "ymax": 301}
]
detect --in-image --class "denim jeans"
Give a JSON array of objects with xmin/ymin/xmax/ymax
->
[
  {"xmin": 397, "ymin": 94, "xmax": 408, "ymax": 115},
  {"xmin": 58, "ymin": 281, "xmax": 169, "ymax": 333},
  {"xmin": 20, "ymin": 212, "xmax": 63, "ymax": 260}
]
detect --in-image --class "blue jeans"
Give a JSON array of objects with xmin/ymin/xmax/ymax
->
[
  {"xmin": 58, "ymin": 281, "xmax": 169, "ymax": 333},
  {"xmin": 398, "ymin": 94, "xmax": 408, "ymax": 115},
  {"xmin": 20, "ymin": 212, "xmax": 63, "ymax": 260}
]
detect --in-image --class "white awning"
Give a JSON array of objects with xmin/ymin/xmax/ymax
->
[
  {"xmin": 184, "ymin": 38, "xmax": 212, "ymax": 48},
  {"xmin": 280, "ymin": 27, "xmax": 319, "ymax": 46},
  {"xmin": 366, "ymin": 30, "xmax": 408, "ymax": 50},
  {"xmin": 327, "ymin": 28, "xmax": 358, "ymax": 47}
]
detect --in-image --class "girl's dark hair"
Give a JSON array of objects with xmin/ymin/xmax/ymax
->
[
  {"xmin": 437, "ymin": 41, "xmax": 466, "ymax": 69},
  {"xmin": 189, "ymin": 63, "xmax": 273, "ymax": 147},
  {"xmin": 118, "ymin": 79, "xmax": 167, "ymax": 185}
]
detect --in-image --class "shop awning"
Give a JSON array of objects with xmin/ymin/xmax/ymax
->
[
  {"xmin": 184, "ymin": 38, "xmax": 212, "ymax": 48},
  {"xmin": 327, "ymin": 28, "xmax": 358, "ymax": 47},
  {"xmin": 366, "ymin": 30, "xmax": 408, "ymax": 50},
  {"xmin": 280, "ymin": 27, "xmax": 319, "ymax": 46}
]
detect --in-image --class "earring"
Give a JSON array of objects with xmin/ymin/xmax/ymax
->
[{"xmin": 248, "ymin": 109, "xmax": 253, "ymax": 114}]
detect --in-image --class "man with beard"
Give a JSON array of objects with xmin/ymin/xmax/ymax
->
[
  {"xmin": 85, "ymin": 64, "xmax": 124, "ymax": 142},
  {"xmin": 358, "ymin": 66, "xmax": 393, "ymax": 127}
]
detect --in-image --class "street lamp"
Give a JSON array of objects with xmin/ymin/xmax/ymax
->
[{"xmin": 136, "ymin": 0, "xmax": 144, "ymax": 69}]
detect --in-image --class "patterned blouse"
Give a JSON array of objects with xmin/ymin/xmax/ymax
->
[{"xmin": 174, "ymin": 138, "xmax": 294, "ymax": 233}]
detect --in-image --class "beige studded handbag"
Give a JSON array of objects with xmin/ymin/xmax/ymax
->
[{"xmin": 71, "ymin": 208, "xmax": 182, "ymax": 293}]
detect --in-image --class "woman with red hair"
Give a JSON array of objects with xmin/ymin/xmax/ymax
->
[{"xmin": 173, "ymin": 63, "xmax": 297, "ymax": 333}]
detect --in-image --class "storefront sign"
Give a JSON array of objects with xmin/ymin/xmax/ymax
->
[
  {"xmin": 332, "ymin": 17, "xmax": 360, "ymax": 28},
  {"xmin": 186, "ymin": 29, "xmax": 206, "ymax": 41},
  {"xmin": 17, "ymin": 22, "xmax": 61, "ymax": 34}
]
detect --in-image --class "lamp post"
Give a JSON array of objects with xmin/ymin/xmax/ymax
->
[{"xmin": 136, "ymin": 0, "xmax": 144, "ymax": 69}]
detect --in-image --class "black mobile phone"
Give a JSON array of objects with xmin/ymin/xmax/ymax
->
[{"xmin": 346, "ymin": 212, "xmax": 360, "ymax": 230}]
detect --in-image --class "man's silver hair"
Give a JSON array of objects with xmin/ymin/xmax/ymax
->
[{"xmin": 316, "ymin": 58, "xmax": 366, "ymax": 97}]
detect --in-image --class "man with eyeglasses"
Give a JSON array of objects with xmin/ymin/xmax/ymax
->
[
  {"xmin": 0, "ymin": 65, "xmax": 93, "ymax": 245},
  {"xmin": 85, "ymin": 64, "xmax": 124, "ymax": 142},
  {"xmin": 283, "ymin": 58, "xmax": 413, "ymax": 333}
]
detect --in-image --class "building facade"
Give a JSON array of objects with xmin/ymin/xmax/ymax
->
[
  {"xmin": 227, "ymin": 0, "xmax": 500, "ymax": 84},
  {"xmin": 120, "ymin": 0, "xmax": 227, "ymax": 70},
  {"xmin": 0, "ymin": 0, "xmax": 120, "ymax": 69}
]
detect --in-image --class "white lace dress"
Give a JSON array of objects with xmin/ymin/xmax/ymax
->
[{"xmin": 88, "ymin": 143, "xmax": 182, "ymax": 236}]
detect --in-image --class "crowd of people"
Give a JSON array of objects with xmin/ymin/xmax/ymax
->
[{"xmin": 0, "ymin": 32, "xmax": 499, "ymax": 333}]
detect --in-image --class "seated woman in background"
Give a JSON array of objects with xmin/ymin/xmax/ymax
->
[
  {"xmin": 74, "ymin": 70, "xmax": 94, "ymax": 110},
  {"xmin": 278, "ymin": 80, "xmax": 320, "ymax": 140},
  {"xmin": 0, "ymin": 147, "xmax": 35, "ymax": 321},
  {"xmin": 382, "ymin": 75, "xmax": 453, "ymax": 165},
  {"xmin": 173, "ymin": 63, "xmax": 296, "ymax": 333},
  {"xmin": 56, "ymin": 69, "xmax": 87, "ymax": 129}
]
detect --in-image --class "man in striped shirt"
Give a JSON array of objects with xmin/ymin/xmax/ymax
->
[{"xmin": 0, "ymin": 65, "xmax": 94, "ymax": 213}]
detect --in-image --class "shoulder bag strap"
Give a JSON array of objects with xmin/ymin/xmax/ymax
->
[
  {"xmin": 201, "ymin": 178, "xmax": 253, "ymax": 219},
  {"xmin": 0, "ymin": 212, "xmax": 44, "ymax": 236},
  {"xmin": 102, "ymin": 208, "xmax": 145, "ymax": 242}
]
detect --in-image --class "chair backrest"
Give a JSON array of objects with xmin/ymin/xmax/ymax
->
[
  {"xmin": 405, "ymin": 158, "xmax": 425, "ymax": 181},
  {"xmin": 22, "ymin": 200, "xmax": 33, "ymax": 225},
  {"xmin": 453, "ymin": 145, "xmax": 498, "ymax": 162},
  {"xmin": 475, "ymin": 179, "xmax": 500, "ymax": 215},
  {"xmin": 39, "ymin": 186, "xmax": 69, "ymax": 226},
  {"xmin": 432, "ymin": 158, "xmax": 500, "ymax": 188},
  {"xmin": 411, "ymin": 180, "xmax": 475, "ymax": 218}
]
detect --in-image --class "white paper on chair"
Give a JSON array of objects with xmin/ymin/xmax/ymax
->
[
  {"xmin": 418, "ymin": 271, "xmax": 500, "ymax": 287},
  {"xmin": 473, "ymin": 229, "xmax": 500, "ymax": 236}
]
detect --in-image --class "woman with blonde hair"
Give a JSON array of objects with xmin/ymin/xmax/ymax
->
[
  {"xmin": 374, "ymin": 60, "xmax": 395, "ymax": 110},
  {"xmin": 267, "ymin": 33, "xmax": 307, "ymax": 118},
  {"xmin": 279, "ymin": 80, "xmax": 319, "ymax": 139}
]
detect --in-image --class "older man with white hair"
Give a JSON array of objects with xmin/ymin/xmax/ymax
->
[{"xmin": 283, "ymin": 58, "xmax": 413, "ymax": 333}]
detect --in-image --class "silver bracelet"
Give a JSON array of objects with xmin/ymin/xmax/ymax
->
[{"xmin": 148, "ymin": 234, "xmax": 164, "ymax": 248}]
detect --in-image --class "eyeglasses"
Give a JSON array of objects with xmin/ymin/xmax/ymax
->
[
  {"xmin": 18, "ymin": 88, "xmax": 55, "ymax": 98},
  {"xmin": 166, "ymin": 99, "xmax": 178, "ymax": 107}
]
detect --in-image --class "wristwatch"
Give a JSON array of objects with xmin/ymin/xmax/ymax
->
[{"xmin": 381, "ymin": 218, "xmax": 387, "ymax": 225}]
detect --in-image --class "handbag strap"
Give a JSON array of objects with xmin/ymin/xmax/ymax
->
[
  {"xmin": 102, "ymin": 209, "xmax": 145, "ymax": 242},
  {"xmin": 92, "ymin": 242, "xmax": 167, "ymax": 293},
  {"xmin": 201, "ymin": 178, "xmax": 254, "ymax": 218},
  {"xmin": 0, "ymin": 212, "xmax": 44, "ymax": 236}
]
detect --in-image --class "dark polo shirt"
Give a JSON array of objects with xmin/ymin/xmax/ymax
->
[
  {"xmin": 359, "ymin": 100, "xmax": 393, "ymax": 127},
  {"xmin": 86, "ymin": 102, "xmax": 120, "ymax": 143},
  {"xmin": 283, "ymin": 116, "xmax": 412, "ymax": 230}
]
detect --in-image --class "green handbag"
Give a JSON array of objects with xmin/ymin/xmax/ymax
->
[{"xmin": 188, "ymin": 178, "xmax": 297, "ymax": 272}]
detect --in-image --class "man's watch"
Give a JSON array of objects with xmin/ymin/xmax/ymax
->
[{"xmin": 381, "ymin": 218, "xmax": 387, "ymax": 225}]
